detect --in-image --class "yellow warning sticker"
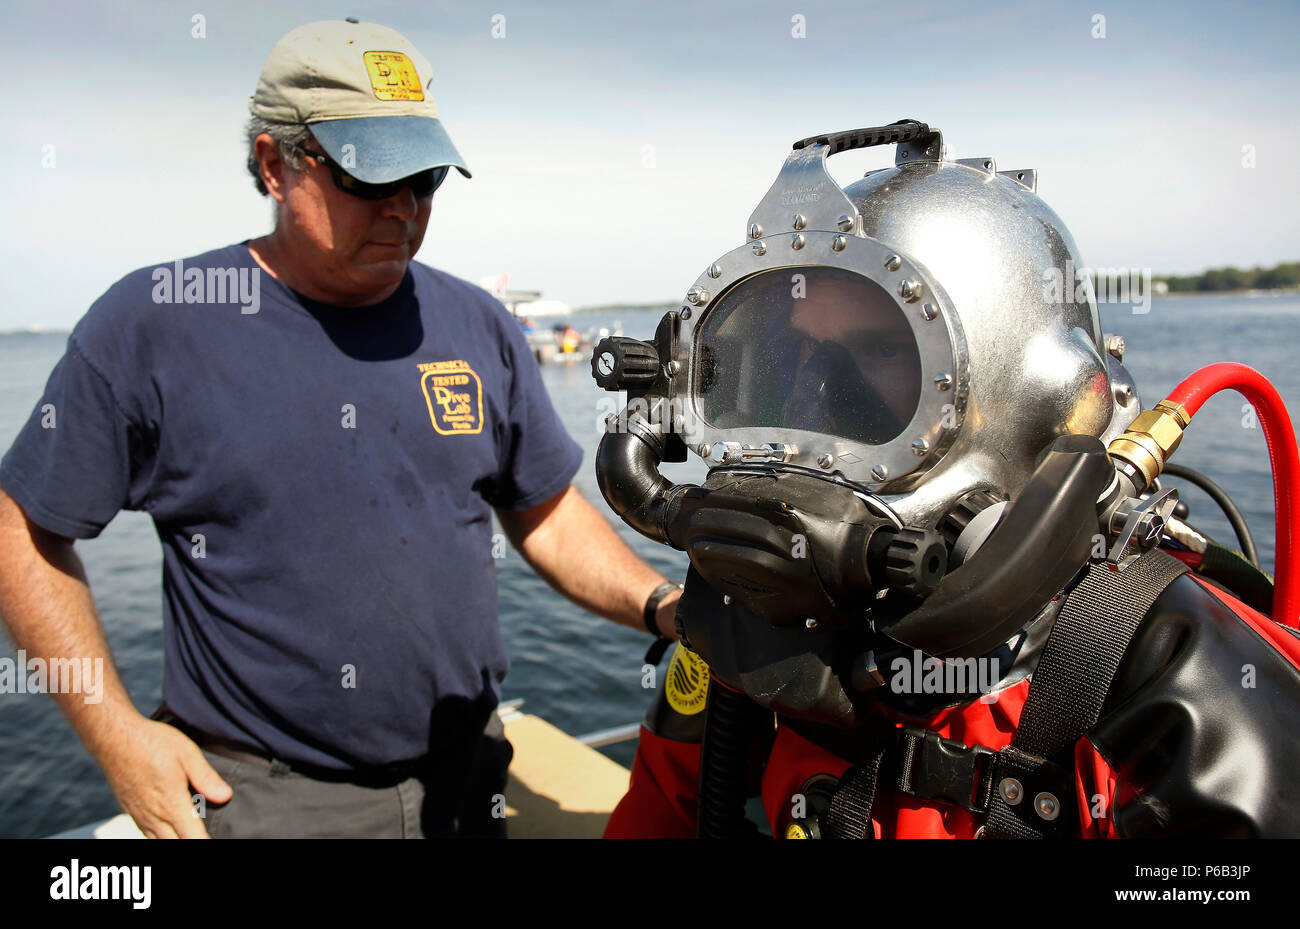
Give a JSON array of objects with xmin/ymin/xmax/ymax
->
[
  {"xmin": 665, "ymin": 646, "xmax": 710, "ymax": 716},
  {"xmin": 419, "ymin": 360, "xmax": 483, "ymax": 435},
  {"xmin": 364, "ymin": 51, "xmax": 424, "ymax": 101}
]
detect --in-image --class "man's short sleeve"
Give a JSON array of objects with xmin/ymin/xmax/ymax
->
[
  {"xmin": 0, "ymin": 335, "xmax": 153, "ymax": 539},
  {"xmin": 481, "ymin": 316, "xmax": 584, "ymax": 511}
]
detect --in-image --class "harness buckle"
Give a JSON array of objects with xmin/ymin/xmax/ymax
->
[{"xmin": 897, "ymin": 728, "xmax": 996, "ymax": 812}]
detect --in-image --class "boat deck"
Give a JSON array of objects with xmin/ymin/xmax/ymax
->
[{"xmin": 48, "ymin": 709, "xmax": 631, "ymax": 839}]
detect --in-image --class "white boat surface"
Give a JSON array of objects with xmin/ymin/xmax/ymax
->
[{"xmin": 46, "ymin": 701, "xmax": 637, "ymax": 839}]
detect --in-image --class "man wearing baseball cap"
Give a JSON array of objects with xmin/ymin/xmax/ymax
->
[{"xmin": 0, "ymin": 20, "xmax": 681, "ymax": 838}]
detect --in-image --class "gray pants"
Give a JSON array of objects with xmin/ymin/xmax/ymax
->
[{"xmin": 197, "ymin": 714, "xmax": 513, "ymax": 839}]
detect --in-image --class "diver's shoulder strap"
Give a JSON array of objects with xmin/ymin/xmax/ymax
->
[
  {"xmin": 817, "ymin": 550, "xmax": 1188, "ymax": 839},
  {"xmin": 982, "ymin": 548, "xmax": 1189, "ymax": 839}
]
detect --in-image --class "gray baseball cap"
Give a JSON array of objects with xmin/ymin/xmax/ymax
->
[{"xmin": 249, "ymin": 20, "xmax": 471, "ymax": 183}]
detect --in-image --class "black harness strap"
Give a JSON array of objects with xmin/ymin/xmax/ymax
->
[
  {"xmin": 815, "ymin": 549, "xmax": 1189, "ymax": 839},
  {"xmin": 821, "ymin": 745, "xmax": 888, "ymax": 839},
  {"xmin": 982, "ymin": 549, "xmax": 1189, "ymax": 838}
]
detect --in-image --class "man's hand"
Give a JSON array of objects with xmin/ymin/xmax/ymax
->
[
  {"xmin": 98, "ymin": 717, "xmax": 233, "ymax": 839},
  {"xmin": 0, "ymin": 487, "xmax": 231, "ymax": 837},
  {"xmin": 496, "ymin": 485, "xmax": 681, "ymax": 636}
]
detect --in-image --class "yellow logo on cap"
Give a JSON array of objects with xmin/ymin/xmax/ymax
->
[{"xmin": 363, "ymin": 51, "xmax": 424, "ymax": 101}]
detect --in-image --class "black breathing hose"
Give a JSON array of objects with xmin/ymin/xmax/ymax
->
[
  {"xmin": 697, "ymin": 684, "xmax": 767, "ymax": 839},
  {"xmin": 1162, "ymin": 463, "xmax": 1261, "ymax": 568}
]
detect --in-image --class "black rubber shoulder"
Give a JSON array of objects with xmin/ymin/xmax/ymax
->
[{"xmin": 1090, "ymin": 573, "xmax": 1300, "ymax": 837}]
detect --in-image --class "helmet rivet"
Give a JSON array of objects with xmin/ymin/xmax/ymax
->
[
  {"xmin": 871, "ymin": 464, "xmax": 889, "ymax": 481},
  {"xmin": 752, "ymin": 241, "xmax": 767, "ymax": 257},
  {"xmin": 832, "ymin": 235, "xmax": 847, "ymax": 252},
  {"xmin": 885, "ymin": 255, "xmax": 903, "ymax": 272},
  {"xmin": 749, "ymin": 223, "xmax": 763, "ymax": 240},
  {"xmin": 1114, "ymin": 383, "xmax": 1134, "ymax": 405},
  {"xmin": 686, "ymin": 287, "xmax": 709, "ymax": 306},
  {"xmin": 910, "ymin": 437, "xmax": 929, "ymax": 456},
  {"xmin": 680, "ymin": 307, "xmax": 692, "ymax": 320},
  {"xmin": 920, "ymin": 303, "xmax": 938, "ymax": 321},
  {"xmin": 899, "ymin": 279, "xmax": 924, "ymax": 302},
  {"xmin": 708, "ymin": 263, "xmax": 722, "ymax": 279},
  {"xmin": 836, "ymin": 215, "xmax": 855, "ymax": 232},
  {"xmin": 792, "ymin": 214, "xmax": 807, "ymax": 230},
  {"xmin": 999, "ymin": 778, "xmax": 1024, "ymax": 805},
  {"xmin": 666, "ymin": 360, "xmax": 681, "ymax": 376},
  {"xmin": 934, "ymin": 373, "xmax": 953, "ymax": 391},
  {"xmin": 791, "ymin": 234, "xmax": 806, "ymax": 250},
  {"xmin": 805, "ymin": 617, "xmax": 818, "ymax": 629},
  {"xmin": 817, "ymin": 453, "xmax": 835, "ymax": 469},
  {"xmin": 696, "ymin": 443, "xmax": 711, "ymax": 457},
  {"xmin": 723, "ymin": 594, "xmax": 732, "ymax": 605},
  {"xmin": 1034, "ymin": 792, "xmax": 1061, "ymax": 821}
]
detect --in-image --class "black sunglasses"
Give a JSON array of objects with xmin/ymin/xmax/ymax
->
[{"xmin": 293, "ymin": 144, "xmax": 448, "ymax": 200}]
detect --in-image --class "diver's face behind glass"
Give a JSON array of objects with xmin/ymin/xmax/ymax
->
[
  {"xmin": 694, "ymin": 267, "xmax": 923, "ymax": 446},
  {"xmin": 784, "ymin": 276, "xmax": 923, "ymax": 443}
]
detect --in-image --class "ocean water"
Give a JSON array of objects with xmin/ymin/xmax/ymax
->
[{"xmin": 0, "ymin": 293, "xmax": 1296, "ymax": 838}]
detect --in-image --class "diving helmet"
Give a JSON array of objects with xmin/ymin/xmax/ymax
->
[{"xmin": 593, "ymin": 120, "xmax": 1155, "ymax": 725}]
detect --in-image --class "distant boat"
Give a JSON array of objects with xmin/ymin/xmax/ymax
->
[
  {"xmin": 477, "ymin": 274, "xmax": 570, "ymax": 318},
  {"xmin": 514, "ymin": 299, "xmax": 572, "ymax": 318}
]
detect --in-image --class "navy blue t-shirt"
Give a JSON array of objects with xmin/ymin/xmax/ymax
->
[{"xmin": 0, "ymin": 242, "xmax": 582, "ymax": 769}]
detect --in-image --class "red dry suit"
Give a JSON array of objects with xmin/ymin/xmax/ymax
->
[{"xmin": 605, "ymin": 573, "xmax": 1300, "ymax": 839}]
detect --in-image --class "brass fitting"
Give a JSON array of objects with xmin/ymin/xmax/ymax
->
[{"xmin": 1107, "ymin": 399, "xmax": 1191, "ymax": 490}]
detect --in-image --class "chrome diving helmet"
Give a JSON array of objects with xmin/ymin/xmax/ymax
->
[{"xmin": 592, "ymin": 120, "xmax": 1154, "ymax": 726}]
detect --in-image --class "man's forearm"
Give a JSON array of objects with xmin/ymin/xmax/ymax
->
[
  {"xmin": 497, "ymin": 486, "xmax": 681, "ymax": 638},
  {"xmin": 0, "ymin": 490, "xmax": 144, "ymax": 759}
]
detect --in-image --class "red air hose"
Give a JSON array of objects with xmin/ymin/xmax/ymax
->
[{"xmin": 1164, "ymin": 363, "xmax": 1299, "ymax": 626}]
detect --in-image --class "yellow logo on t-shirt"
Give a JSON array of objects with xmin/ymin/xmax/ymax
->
[
  {"xmin": 363, "ymin": 51, "xmax": 424, "ymax": 101},
  {"xmin": 419, "ymin": 360, "xmax": 483, "ymax": 435}
]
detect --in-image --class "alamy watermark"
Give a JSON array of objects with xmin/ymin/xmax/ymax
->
[
  {"xmin": 889, "ymin": 649, "xmax": 1001, "ymax": 697},
  {"xmin": 50, "ymin": 859, "xmax": 150, "ymax": 909},
  {"xmin": 0, "ymin": 651, "xmax": 103, "ymax": 704},
  {"xmin": 596, "ymin": 395, "xmax": 699, "ymax": 437},
  {"xmin": 1043, "ymin": 259, "xmax": 1153, "ymax": 315},
  {"xmin": 151, "ymin": 259, "xmax": 261, "ymax": 314}
]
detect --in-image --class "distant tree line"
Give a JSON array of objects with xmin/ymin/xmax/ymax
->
[{"xmin": 1158, "ymin": 262, "xmax": 1300, "ymax": 292}]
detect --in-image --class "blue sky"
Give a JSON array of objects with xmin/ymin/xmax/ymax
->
[{"xmin": 2, "ymin": 0, "xmax": 1297, "ymax": 330}]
